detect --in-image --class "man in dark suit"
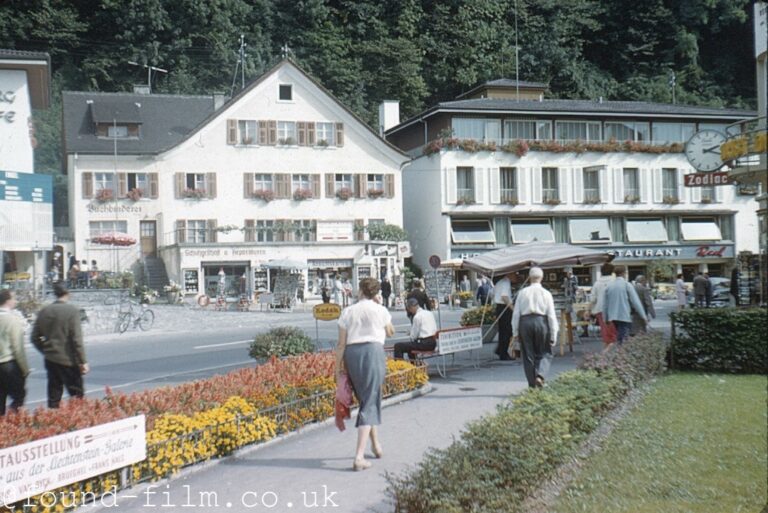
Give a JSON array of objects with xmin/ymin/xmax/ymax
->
[
  {"xmin": 31, "ymin": 284, "xmax": 89, "ymax": 408},
  {"xmin": 693, "ymin": 272, "xmax": 708, "ymax": 308}
]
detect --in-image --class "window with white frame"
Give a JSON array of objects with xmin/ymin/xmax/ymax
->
[
  {"xmin": 256, "ymin": 220, "xmax": 274, "ymax": 242},
  {"xmin": 89, "ymin": 220, "xmax": 127, "ymax": 238},
  {"xmin": 277, "ymin": 121, "xmax": 297, "ymax": 144},
  {"xmin": 451, "ymin": 219, "xmax": 495, "ymax": 244},
  {"xmin": 186, "ymin": 220, "xmax": 208, "ymax": 244},
  {"xmin": 623, "ymin": 168, "xmax": 640, "ymax": 200},
  {"xmin": 335, "ymin": 173, "xmax": 353, "ymax": 192},
  {"xmin": 569, "ymin": 218, "xmax": 612, "ymax": 243},
  {"xmin": 127, "ymin": 173, "xmax": 148, "ymax": 193},
  {"xmin": 292, "ymin": 174, "xmax": 311, "ymax": 191},
  {"xmin": 536, "ymin": 120, "xmax": 552, "ymax": 140},
  {"xmin": 293, "ymin": 219, "xmax": 316, "ymax": 242},
  {"xmin": 316, "ymin": 122, "xmax": 335, "ymax": 146},
  {"xmin": 510, "ymin": 220, "xmax": 555, "ymax": 243},
  {"xmin": 500, "ymin": 167, "xmax": 517, "ymax": 203},
  {"xmin": 452, "ymin": 118, "xmax": 501, "ymax": 143},
  {"xmin": 604, "ymin": 121, "xmax": 650, "ymax": 141},
  {"xmin": 238, "ymin": 120, "xmax": 257, "ymax": 144},
  {"xmin": 681, "ymin": 218, "xmax": 721, "ymax": 241},
  {"xmin": 555, "ymin": 121, "xmax": 601, "ymax": 141},
  {"xmin": 651, "ymin": 122, "xmax": 695, "ymax": 143},
  {"xmin": 185, "ymin": 173, "xmax": 206, "ymax": 191},
  {"xmin": 94, "ymin": 172, "xmax": 115, "ymax": 192},
  {"xmin": 504, "ymin": 120, "xmax": 535, "ymax": 140},
  {"xmin": 662, "ymin": 168, "xmax": 678, "ymax": 200},
  {"xmin": 583, "ymin": 167, "xmax": 600, "ymax": 202},
  {"xmin": 253, "ymin": 174, "xmax": 273, "ymax": 191},
  {"xmin": 542, "ymin": 168, "xmax": 559, "ymax": 202},
  {"xmin": 625, "ymin": 219, "xmax": 668, "ymax": 242},
  {"xmin": 701, "ymin": 185, "xmax": 716, "ymax": 202},
  {"xmin": 367, "ymin": 173, "xmax": 384, "ymax": 192},
  {"xmin": 368, "ymin": 218, "xmax": 385, "ymax": 227},
  {"xmin": 456, "ymin": 167, "xmax": 474, "ymax": 203}
]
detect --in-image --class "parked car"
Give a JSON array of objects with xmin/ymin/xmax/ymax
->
[{"xmin": 688, "ymin": 277, "xmax": 730, "ymax": 307}]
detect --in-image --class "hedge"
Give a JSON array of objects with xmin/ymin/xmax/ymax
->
[
  {"xmin": 670, "ymin": 308, "xmax": 768, "ymax": 373},
  {"xmin": 249, "ymin": 326, "xmax": 315, "ymax": 358},
  {"xmin": 386, "ymin": 333, "xmax": 667, "ymax": 513}
]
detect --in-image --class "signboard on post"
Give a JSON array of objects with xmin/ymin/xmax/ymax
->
[
  {"xmin": 684, "ymin": 171, "xmax": 730, "ymax": 187},
  {"xmin": 428, "ymin": 255, "xmax": 442, "ymax": 269},
  {"xmin": 437, "ymin": 327, "xmax": 482, "ymax": 355},
  {"xmin": 313, "ymin": 303, "xmax": 341, "ymax": 321}
]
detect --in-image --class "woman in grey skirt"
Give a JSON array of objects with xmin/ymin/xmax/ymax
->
[{"xmin": 336, "ymin": 277, "xmax": 395, "ymax": 471}]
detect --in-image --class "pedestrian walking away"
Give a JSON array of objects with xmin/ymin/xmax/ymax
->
[
  {"xmin": 603, "ymin": 266, "xmax": 647, "ymax": 346},
  {"xmin": 394, "ymin": 298, "xmax": 437, "ymax": 360},
  {"xmin": 631, "ymin": 275, "xmax": 655, "ymax": 335},
  {"xmin": 693, "ymin": 272, "xmax": 708, "ymax": 308},
  {"xmin": 335, "ymin": 277, "xmax": 395, "ymax": 471},
  {"xmin": 493, "ymin": 272, "xmax": 515, "ymax": 360},
  {"xmin": 512, "ymin": 267, "xmax": 559, "ymax": 388},
  {"xmin": 0, "ymin": 290, "xmax": 29, "ymax": 415},
  {"xmin": 675, "ymin": 273, "xmax": 688, "ymax": 311},
  {"xmin": 31, "ymin": 284, "xmax": 90, "ymax": 408}
]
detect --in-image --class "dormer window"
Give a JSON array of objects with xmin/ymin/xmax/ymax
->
[
  {"xmin": 279, "ymin": 84, "xmax": 293, "ymax": 101},
  {"xmin": 108, "ymin": 125, "xmax": 129, "ymax": 138}
]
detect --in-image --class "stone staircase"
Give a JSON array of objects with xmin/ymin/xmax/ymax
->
[{"xmin": 143, "ymin": 256, "xmax": 170, "ymax": 293}]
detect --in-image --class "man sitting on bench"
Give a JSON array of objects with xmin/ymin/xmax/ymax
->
[{"xmin": 394, "ymin": 298, "xmax": 437, "ymax": 360}]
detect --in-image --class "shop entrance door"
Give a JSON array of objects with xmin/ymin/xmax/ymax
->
[{"xmin": 140, "ymin": 221, "xmax": 157, "ymax": 257}]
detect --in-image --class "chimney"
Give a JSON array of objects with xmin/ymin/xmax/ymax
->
[
  {"xmin": 378, "ymin": 100, "xmax": 400, "ymax": 136},
  {"xmin": 133, "ymin": 84, "xmax": 151, "ymax": 95},
  {"xmin": 213, "ymin": 93, "xmax": 229, "ymax": 110}
]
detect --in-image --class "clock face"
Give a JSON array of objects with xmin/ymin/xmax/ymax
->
[{"xmin": 685, "ymin": 129, "xmax": 726, "ymax": 172}]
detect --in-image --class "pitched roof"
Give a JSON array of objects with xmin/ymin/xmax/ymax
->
[
  {"xmin": 456, "ymin": 78, "xmax": 549, "ymax": 99},
  {"xmin": 62, "ymin": 91, "xmax": 215, "ymax": 155},
  {"xmin": 0, "ymin": 49, "xmax": 50, "ymax": 61},
  {"xmin": 0, "ymin": 48, "xmax": 51, "ymax": 109}
]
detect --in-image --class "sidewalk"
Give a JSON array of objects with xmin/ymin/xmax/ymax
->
[{"xmin": 104, "ymin": 339, "xmax": 598, "ymax": 513}]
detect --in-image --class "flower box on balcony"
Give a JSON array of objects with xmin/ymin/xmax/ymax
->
[
  {"xmin": 125, "ymin": 188, "xmax": 143, "ymax": 202},
  {"xmin": 183, "ymin": 188, "xmax": 207, "ymax": 199},
  {"xmin": 278, "ymin": 136, "xmax": 296, "ymax": 146},
  {"xmin": 456, "ymin": 196, "xmax": 476, "ymax": 206},
  {"xmin": 662, "ymin": 195, "xmax": 680, "ymax": 205},
  {"xmin": 316, "ymin": 139, "xmax": 330, "ymax": 147},
  {"xmin": 583, "ymin": 197, "xmax": 601, "ymax": 205},
  {"xmin": 543, "ymin": 198, "xmax": 561, "ymax": 206},
  {"xmin": 700, "ymin": 198, "xmax": 713, "ymax": 204},
  {"xmin": 95, "ymin": 188, "xmax": 114, "ymax": 203},
  {"xmin": 367, "ymin": 189, "xmax": 385, "ymax": 199},
  {"xmin": 502, "ymin": 198, "xmax": 520, "ymax": 206},
  {"xmin": 624, "ymin": 194, "xmax": 641, "ymax": 204},
  {"xmin": 252, "ymin": 189, "xmax": 275, "ymax": 202},
  {"xmin": 335, "ymin": 187, "xmax": 353, "ymax": 200},
  {"xmin": 293, "ymin": 188, "xmax": 313, "ymax": 201}
]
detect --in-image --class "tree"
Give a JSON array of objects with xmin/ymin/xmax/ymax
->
[{"xmin": 367, "ymin": 223, "xmax": 408, "ymax": 242}]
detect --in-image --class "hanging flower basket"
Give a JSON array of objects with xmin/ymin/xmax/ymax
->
[
  {"xmin": 293, "ymin": 188, "xmax": 313, "ymax": 201},
  {"xmin": 335, "ymin": 187, "xmax": 353, "ymax": 200},
  {"xmin": 252, "ymin": 189, "xmax": 275, "ymax": 202},
  {"xmin": 95, "ymin": 189, "xmax": 114, "ymax": 203},
  {"xmin": 125, "ymin": 188, "xmax": 143, "ymax": 202},
  {"xmin": 91, "ymin": 232, "xmax": 137, "ymax": 246},
  {"xmin": 367, "ymin": 188, "xmax": 385, "ymax": 199}
]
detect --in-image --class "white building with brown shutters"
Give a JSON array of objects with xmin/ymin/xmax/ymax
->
[{"xmin": 63, "ymin": 59, "xmax": 408, "ymax": 299}]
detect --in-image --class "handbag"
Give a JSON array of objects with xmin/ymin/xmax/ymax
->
[{"xmin": 335, "ymin": 372, "xmax": 353, "ymax": 432}]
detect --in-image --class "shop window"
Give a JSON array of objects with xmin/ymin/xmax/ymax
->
[
  {"xmin": 451, "ymin": 219, "xmax": 495, "ymax": 244},
  {"xmin": 680, "ymin": 218, "xmax": 722, "ymax": 241},
  {"xmin": 510, "ymin": 220, "xmax": 555, "ymax": 243},
  {"xmin": 625, "ymin": 219, "xmax": 668, "ymax": 243},
  {"xmin": 569, "ymin": 218, "xmax": 612, "ymax": 244}
]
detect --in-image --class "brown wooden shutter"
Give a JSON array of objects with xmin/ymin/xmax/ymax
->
[
  {"xmin": 310, "ymin": 175, "xmax": 320, "ymax": 199},
  {"xmin": 354, "ymin": 219, "xmax": 365, "ymax": 241},
  {"xmin": 244, "ymin": 219, "xmax": 255, "ymax": 242},
  {"xmin": 175, "ymin": 173, "xmax": 185, "ymax": 198},
  {"xmin": 227, "ymin": 119, "xmax": 237, "ymax": 144},
  {"xmin": 258, "ymin": 121, "xmax": 268, "ymax": 145},
  {"xmin": 356, "ymin": 174, "xmax": 367, "ymax": 198},
  {"xmin": 207, "ymin": 219, "xmax": 217, "ymax": 243},
  {"xmin": 82, "ymin": 172, "xmax": 93, "ymax": 199},
  {"xmin": 243, "ymin": 173, "xmax": 254, "ymax": 198},
  {"xmin": 297, "ymin": 121, "xmax": 307, "ymax": 146},
  {"xmin": 335, "ymin": 122, "xmax": 344, "ymax": 147},
  {"xmin": 325, "ymin": 174, "xmax": 335, "ymax": 197},
  {"xmin": 384, "ymin": 174, "xmax": 395, "ymax": 198},
  {"xmin": 275, "ymin": 173, "xmax": 290, "ymax": 199},
  {"xmin": 149, "ymin": 173, "xmax": 159, "ymax": 198},
  {"xmin": 117, "ymin": 173, "xmax": 128, "ymax": 197},
  {"xmin": 268, "ymin": 120, "xmax": 277, "ymax": 145},
  {"xmin": 307, "ymin": 122, "xmax": 316, "ymax": 146},
  {"xmin": 176, "ymin": 219, "xmax": 186, "ymax": 243},
  {"xmin": 206, "ymin": 173, "xmax": 217, "ymax": 198}
]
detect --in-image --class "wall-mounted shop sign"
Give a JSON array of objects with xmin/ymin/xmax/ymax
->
[
  {"xmin": 606, "ymin": 244, "xmax": 734, "ymax": 260},
  {"xmin": 317, "ymin": 221, "xmax": 353, "ymax": 241},
  {"xmin": 308, "ymin": 259, "xmax": 353, "ymax": 269},
  {"xmin": 684, "ymin": 171, "xmax": 730, "ymax": 187},
  {"xmin": 86, "ymin": 203, "xmax": 142, "ymax": 214}
]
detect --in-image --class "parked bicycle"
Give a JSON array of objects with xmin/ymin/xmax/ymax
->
[{"xmin": 116, "ymin": 298, "xmax": 154, "ymax": 333}]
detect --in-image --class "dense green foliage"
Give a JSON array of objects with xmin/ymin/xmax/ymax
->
[
  {"xmin": 249, "ymin": 326, "xmax": 315, "ymax": 359},
  {"xmin": 670, "ymin": 308, "xmax": 768, "ymax": 373},
  {"xmin": 367, "ymin": 223, "xmax": 408, "ymax": 242},
  {"xmin": 386, "ymin": 333, "xmax": 667, "ymax": 512}
]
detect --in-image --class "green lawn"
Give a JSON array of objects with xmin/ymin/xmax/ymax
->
[{"xmin": 552, "ymin": 373, "xmax": 768, "ymax": 513}]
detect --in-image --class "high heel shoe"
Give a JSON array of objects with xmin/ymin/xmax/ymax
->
[{"xmin": 352, "ymin": 458, "xmax": 372, "ymax": 471}]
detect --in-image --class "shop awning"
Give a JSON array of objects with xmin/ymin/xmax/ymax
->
[
  {"xmin": 680, "ymin": 218, "xmax": 722, "ymax": 241},
  {"xmin": 462, "ymin": 241, "xmax": 613, "ymax": 276},
  {"xmin": 626, "ymin": 219, "xmax": 668, "ymax": 242},
  {"xmin": 451, "ymin": 219, "xmax": 495, "ymax": 244},
  {"xmin": 510, "ymin": 220, "xmax": 555, "ymax": 243},
  {"xmin": 569, "ymin": 218, "xmax": 612, "ymax": 243}
]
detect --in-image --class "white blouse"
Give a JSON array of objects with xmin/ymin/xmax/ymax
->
[{"xmin": 338, "ymin": 299, "xmax": 392, "ymax": 345}]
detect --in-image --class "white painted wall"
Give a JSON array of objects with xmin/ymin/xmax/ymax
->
[{"xmin": 0, "ymin": 70, "xmax": 33, "ymax": 173}]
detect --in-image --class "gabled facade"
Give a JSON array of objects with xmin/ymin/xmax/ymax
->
[
  {"xmin": 63, "ymin": 59, "xmax": 409, "ymax": 299},
  {"xmin": 385, "ymin": 80, "xmax": 759, "ymax": 288}
]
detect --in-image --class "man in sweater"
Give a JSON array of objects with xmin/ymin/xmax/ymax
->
[
  {"xmin": 603, "ymin": 266, "xmax": 648, "ymax": 345},
  {"xmin": 0, "ymin": 290, "xmax": 29, "ymax": 415},
  {"xmin": 31, "ymin": 284, "xmax": 89, "ymax": 408}
]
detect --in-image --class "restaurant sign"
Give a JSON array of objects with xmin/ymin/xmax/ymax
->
[{"xmin": 606, "ymin": 244, "xmax": 734, "ymax": 260}]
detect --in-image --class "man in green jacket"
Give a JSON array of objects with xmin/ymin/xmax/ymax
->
[
  {"xmin": 31, "ymin": 284, "xmax": 89, "ymax": 408},
  {"xmin": 0, "ymin": 289, "xmax": 29, "ymax": 415}
]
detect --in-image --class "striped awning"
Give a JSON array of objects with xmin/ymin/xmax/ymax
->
[{"xmin": 462, "ymin": 241, "xmax": 613, "ymax": 276}]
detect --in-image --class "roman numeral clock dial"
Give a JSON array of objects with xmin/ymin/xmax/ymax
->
[{"xmin": 684, "ymin": 129, "xmax": 726, "ymax": 172}]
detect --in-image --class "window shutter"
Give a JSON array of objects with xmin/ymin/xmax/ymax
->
[
  {"xmin": 446, "ymin": 167, "xmax": 457, "ymax": 204},
  {"xmin": 310, "ymin": 175, "xmax": 321, "ymax": 198},
  {"xmin": 652, "ymin": 168, "xmax": 663, "ymax": 203},
  {"xmin": 82, "ymin": 172, "xmax": 93, "ymax": 199},
  {"xmin": 175, "ymin": 173, "xmax": 185, "ymax": 199},
  {"xmin": 297, "ymin": 121, "xmax": 307, "ymax": 146},
  {"xmin": 335, "ymin": 122, "xmax": 344, "ymax": 147},
  {"xmin": 176, "ymin": 219, "xmax": 186, "ymax": 243},
  {"xmin": 244, "ymin": 219, "xmax": 255, "ymax": 242},
  {"xmin": 489, "ymin": 167, "xmax": 500, "ymax": 204},
  {"xmin": 518, "ymin": 167, "xmax": 528, "ymax": 204},
  {"xmin": 268, "ymin": 120, "xmax": 277, "ymax": 145},
  {"xmin": 474, "ymin": 168, "xmax": 485, "ymax": 204},
  {"xmin": 384, "ymin": 174, "xmax": 395, "ymax": 198},
  {"xmin": 613, "ymin": 167, "xmax": 624, "ymax": 203},
  {"xmin": 207, "ymin": 219, "xmax": 217, "ymax": 243},
  {"xmin": 676, "ymin": 168, "xmax": 686, "ymax": 203},
  {"xmin": 243, "ymin": 173, "xmax": 254, "ymax": 198},
  {"xmin": 149, "ymin": 173, "xmax": 159, "ymax": 198},
  {"xmin": 258, "ymin": 121, "xmax": 268, "ymax": 145},
  {"xmin": 356, "ymin": 174, "xmax": 366, "ymax": 198},
  {"xmin": 354, "ymin": 219, "xmax": 365, "ymax": 241},
  {"xmin": 326, "ymin": 174, "xmax": 335, "ymax": 197},
  {"xmin": 639, "ymin": 168, "xmax": 649, "ymax": 203},
  {"xmin": 227, "ymin": 119, "xmax": 237, "ymax": 145},
  {"xmin": 532, "ymin": 167, "xmax": 543, "ymax": 204},
  {"xmin": 117, "ymin": 173, "xmax": 127, "ymax": 197},
  {"xmin": 206, "ymin": 173, "xmax": 217, "ymax": 198},
  {"xmin": 599, "ymin": 167, "xmax": 608, "ymax": 204},
  {"xmin": 558, "ymin": 167, "xmax": 569, "ymax": 203},
  {"xmin": 573, "ymin": 168, "xmax": 584, "ymax": 204},
  {"xmin": 275, "ymin": 173, "xmax": 290, "ymax": 199},
  {"xmin": 307, "ymin": 122, "xmax": 316, "ymax": 145}
]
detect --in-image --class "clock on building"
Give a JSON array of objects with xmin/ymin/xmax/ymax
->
[{"xmin": 684, "ymin": 129, "xmax": 726, "ymax": 172}]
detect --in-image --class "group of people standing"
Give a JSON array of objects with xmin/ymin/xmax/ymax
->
[{"xmin": 591, "ymin": 263, "xmax": 654, "ymax": 349}]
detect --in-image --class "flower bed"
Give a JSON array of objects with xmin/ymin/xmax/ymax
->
[{"xmin": 1, "ymin": 353, "xmax": 428, "ymax": 512}]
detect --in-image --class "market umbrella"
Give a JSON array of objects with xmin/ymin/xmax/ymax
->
[
  {"xmin": 462, "ymin": 241, "xmax": 613, "ymax": 276},
  {"xmin": 261, "ymin": 259, "xmax": 309, "ymax": 270}
]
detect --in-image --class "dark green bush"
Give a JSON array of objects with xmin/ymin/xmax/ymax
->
[
  {"xmin": 669, "ymin": 308, "xmax": 767, "ymax": 373},
  {"xmin": 249, "ymin": 326, "xmax": 314, "ymax": 359},
  {"xmin": 459, "ymin": 304, "xmax": 496, "ymax": 326}
]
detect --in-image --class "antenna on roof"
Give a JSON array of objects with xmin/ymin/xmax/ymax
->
[
  {"xmin": 281, "ymin": 43, "xmax": 293, "ymax": 59},
  {"xmin": 230, "ymin": 35, "xmax": 248, "ymax": 97},
  {"xmin": 127, "ymin": 61, "xmax": 168, "ymax": 94}
]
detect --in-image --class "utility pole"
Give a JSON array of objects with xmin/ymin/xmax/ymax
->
[
  {"xmin": 514, "ymin": 0, "xmax": 520, "ymax": 101},
  {"xmin": 127, "ymin": 61, "xmax": 168, "ymax": 94}
]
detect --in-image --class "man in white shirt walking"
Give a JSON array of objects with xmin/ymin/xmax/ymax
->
[
  {"xmin": 394, "ymin": 298, "xmax": 438, "ymax": 360},
  {"xmin": 512, "ymin": 267, "xmax": 559, "ymax": 388},
  {"xmin": 493, "ymin": 272, "xmax": 517, "ymax": 360}
]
